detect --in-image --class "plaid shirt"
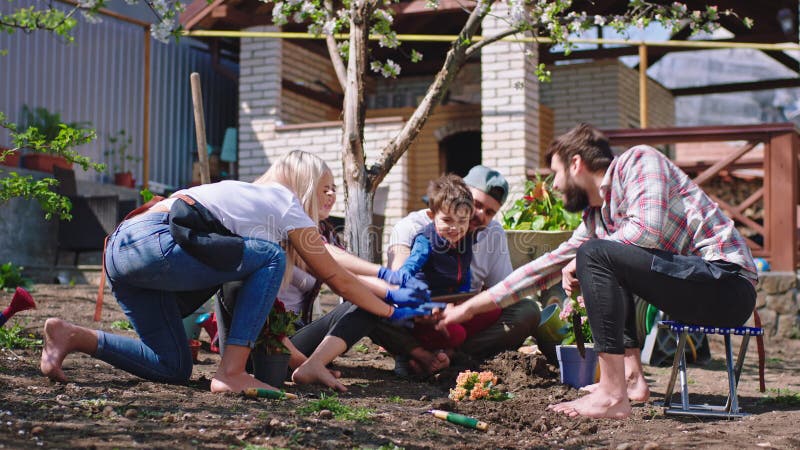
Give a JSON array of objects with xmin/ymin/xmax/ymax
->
[{"xmin": 489, "ymin": 145, "xmax": 758, "ymax": 308}]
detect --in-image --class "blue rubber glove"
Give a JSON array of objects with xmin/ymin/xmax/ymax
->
[
  {"xmin": 385, "ymin": 287, "xmax": 431, "ymax": 309},
  {"xmin": 388, "ymin": 306, "xmax": 431, "ymax": 323},
  {"xmin": 377, "ymin": 267, "xmax": 429, "ymax": 291}
]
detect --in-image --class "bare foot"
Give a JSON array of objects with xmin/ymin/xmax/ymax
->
[
  {"xmin": 210, "ymin": 372, "xmax": 275, "ymax": 394},
  {"xmin": 580, "ymin": 375, "xmax": 650, "ymax": 402},
  {"xmin": 547, "ymin": 389, "xmax": 631, "ymax": 419},
  {"xmin": 41, "ymin": 318, "xmax": 96, "ymax": 382},
  {"xmin": 292, "ymin": 360, "xmax": 347, "ymax": 392},
  {"xmin": 408, "ymin": 349, "xmax": 450, "ymax": 375}
]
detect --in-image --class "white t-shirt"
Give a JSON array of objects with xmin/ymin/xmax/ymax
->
[
  {"xmin": 156, "ymin": 180, "xmax": 315, "ymax": 243},
  {"xmin": 279, "ymin": 266, "xmax": 318, "ymax": 314},
  {"xmin": 388, "ymin": 209, "xmax": 513, "ymax": 291}
]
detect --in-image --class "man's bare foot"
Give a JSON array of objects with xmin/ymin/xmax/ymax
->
[
  {"xmin": 41, "ymin": 318, "xmax": 97, "ymax": 382},
  {"xmin": 210, "ymin": 372, "xmax": 276, "ymax": 393},
  {"xmin": 292, "ymin": 360, "xmax": 347, "ymax": 392},
  {"xmin": 408, "ymin": 349, "xmax": 450, "ymax": 375},
  {"xmin": 580, "ymin": 375, "xmax": 650, "ymax": 402},
  {"xmin": 547, "ymin": 389, "xmax": 631, "ymax": 419}
]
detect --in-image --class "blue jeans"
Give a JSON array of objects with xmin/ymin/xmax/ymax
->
[{"xmin": 100, "ymin": 212, "xmax": 285, "ymax": 383}]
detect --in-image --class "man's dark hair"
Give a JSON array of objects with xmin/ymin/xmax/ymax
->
[
  {"xmin": 545, "ymin": 123, "xmax": 614, "ymax": 172},
  {"xmin": 427, "ymin": 174, "xmax": 474, "ymax": 216}
]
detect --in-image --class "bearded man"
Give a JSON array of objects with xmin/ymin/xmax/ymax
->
[{"xmin": 439, "ymin": 123, "xmax": 757, "ymax": 419}]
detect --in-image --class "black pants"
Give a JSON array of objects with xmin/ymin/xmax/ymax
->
[
  {"xmin": 289, "ymin": 301, "xmax": 378, "ymax": 357},
  {"xmin": 575, "ymin": 240, "xmax": 756, "ymax": 354},
  {"xmin": 215, "ymin": 281, "xmax": 378, "ymax": 359}
]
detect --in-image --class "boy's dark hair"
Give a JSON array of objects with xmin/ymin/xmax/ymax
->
[
  {"xmin": 427, "ymin": 174, "xmax": 474, "ymax": 216},
  {"xmin": 546, "ymin": 123, "xmax": 614, "ymax": 172}
]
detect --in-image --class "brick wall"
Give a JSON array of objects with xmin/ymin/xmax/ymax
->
[
  {"xmin": 480, "ymin": 2, "xmax": 540, "ymax": 207},
  {"xmin": 281, "ymin": 42, "xmax": 342, "ymax": 124},
  {"xmin": 540, "ymin": 60, "xmax": 675, "ymax": 136},
  {"xmin": 368, "ymin": 62, "xmax": 482, "ymax": 108}
]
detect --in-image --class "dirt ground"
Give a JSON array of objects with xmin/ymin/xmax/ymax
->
[{"xmin": 1, "ymin": 284, "xmax": 800, "ymax": 449}]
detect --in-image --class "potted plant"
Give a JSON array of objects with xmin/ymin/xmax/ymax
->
[
  {"xmin": 555, "ymin": 293, "xmax": 598, "ymax": 388},
  {"xmin": 18, "ymin": 105, "xmax": 89, "ymax": 173},
  {"xmin": 251, "ymin": 299, "xmax": 298, "ymax": 387},
  {"xmin": 104, "ymin": 129, "xmax": 140, "ymax": 188},
  {"xmin": 502, "ymin": 174, "xmax": 582, "ymax": 270}
]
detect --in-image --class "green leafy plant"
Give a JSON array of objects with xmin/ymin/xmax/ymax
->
[
  {"xmin": 110, "ymin": 320, "xmax": 134, "ymax": 331},
  {"xmin": 759, "ymin": 388, "xmax": 800, "ymax": 406},
  {"xmin": 297, "ymin": 393, "xmax": 373, "ymax": 422},
  {"xmin": 19, "ymin": 105, "xmax": 91, "ymax": 142},
  {"xmin": 0, "ymin": 262, "xmax": 31, "ymax": 291},
  {"xmin": 502, "ymin": 174, "xmax": 581, "ymax": 231},
  {"xmin": 256, "ymin": 299, "xmax": 298, "ymax": 355},
  {"xmin": 104, "ymin": 129, "xmax": 140, "ymax": 174},
  {"xmin": 0, "ymin": 320, "xmax": 42, "ymax": 349},
  {"xmin": 559, "ymin": 293, "xmax": 593, "ymax": 345}
]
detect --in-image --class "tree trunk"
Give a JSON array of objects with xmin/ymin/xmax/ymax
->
[{"xmin": 341, "ymin": 1, "xmax": 376, "ymax": 260}]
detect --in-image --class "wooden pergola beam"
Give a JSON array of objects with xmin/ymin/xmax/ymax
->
[{"xmin": 672, "ymin": 78, "xmax": 800, "ymax": 96}]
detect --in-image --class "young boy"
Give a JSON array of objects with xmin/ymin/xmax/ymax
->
[{"xmin": 400, "ymin": 174, "xmax": 502, "ymax": 352}]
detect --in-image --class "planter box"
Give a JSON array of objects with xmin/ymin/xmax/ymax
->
[
  {"xmin": 505, "ymin": 229, "xmax": 573, "ymax": 270},
  {"xmin": 556, "ymin": 344, "xmax": 598, "ymax": 388},
  {"xmin": 22, "ymin": 153, "xmax": 72, "ymax": 173}
]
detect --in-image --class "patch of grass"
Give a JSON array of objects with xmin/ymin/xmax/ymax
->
[
  {"xmin": 240, "ymin": 445, "xmax": 275, "ymax": 450},
  {"xmin": 297, "ymin": 393, "xmax": 373, "ymax": 422},
  {"xmin": 760, "ymin": 388, "xmax": 800, "ymax": 406},
  {"xmin": 388, "ymin": 396, "xmax": 403, "ymax": 404},
  {"xmin": 353, "ymin": 343, "xmax": 370, "ymax": 354},
  {"xmin": 766, "ymin": 357, "xmax": 784, "ymax": 367},
  {"xmin": 0, "ymin": 320, "xmax": 42, "ymax": 349},
  {"xmin": 110, "ymin": 320, "xmax": 134, "ymax": 331}
]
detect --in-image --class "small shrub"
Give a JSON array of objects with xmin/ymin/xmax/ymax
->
[
  {"xmin": 0, "ymin": 320, "xmax": 42, "ymax": 349},
  {"xmin": 760, "ymin": 388, "xmax": 800, "ymax": 406},
  {"xmin": 110, "ymin": 320, "xmax": 133, "ymax": 331},
  {"xmin": 0, "ymin": 262, "xmax": 31, "ymax": 291}
]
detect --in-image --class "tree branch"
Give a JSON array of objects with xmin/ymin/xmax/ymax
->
[
  {"xmin": 324, "ymin": 0, "xmax": 348, "ymax": 90},
  {"xmin": 465, "ymin": 26, "xmax": 525, "ymax": 59},
  {"xmin": 368, "ymin": 3, "xmax": 487, "ymax": 188}
]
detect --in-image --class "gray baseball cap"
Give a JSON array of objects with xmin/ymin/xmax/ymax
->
[{"xmin": 462, "ymin": 165, "xmax": 509, "ymax": 205}]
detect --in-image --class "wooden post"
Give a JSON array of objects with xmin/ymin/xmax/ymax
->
[
  {"xmin": 190, "ymin": 73, "xmax": 210, "ymax": 185},
  {"xmin": 639, "ymin": 44, "xmax": 648, "ymax": 129},
  {"xmin": 142, "ymin": 26, "xmax": 151, "ymax": 190},
  {"xmin": 765, "ymin": 130, "xmax": 798, "ymax": 271}
]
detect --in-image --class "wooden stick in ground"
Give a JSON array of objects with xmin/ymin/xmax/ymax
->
[{"xmin": 190, "ymin": 72, "xmax": 210, "ymax": 185}]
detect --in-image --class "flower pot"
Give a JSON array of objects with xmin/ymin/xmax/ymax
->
[
  {"xmin": 251, "ymin": 350, "xmax": 290, "ymax": 387},
  {"xmin": 556, "ymin": 344, "xmax": 598, "ymax": 388},
  {"xmin": 22, "ymin": 153, "xmax": 72, "ymax": 173},
  {"xmin": 535, "ymin": 303, "xmax": 569, "ymax": 364},
  {"xmin": 0, "ymin": 148, "xmax": 20, "ymax": 167},
  {"xmin": 505, "ymin": 230, "xmax": 573, "ymax": 270},
  {"xmin": 114, "ymin": 172, "xmax": 135, "ymax": 188}
]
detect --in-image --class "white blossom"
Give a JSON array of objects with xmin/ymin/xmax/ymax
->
[
  {"xmin": 374, "ymin": 9, "xmax": 393, "ymax": 24},
  {"xmin": 378, "ymin": 31, "xmax": 398, "ymax": 48},
  {"xmin": 272, "ymin": 2, "xmax": 288, "ymax": 25},
  {"xmin": 593, "ymin": 15, "xmax": 606, "ymax": 26},
  {"xmin": 80, "ymin": 10, "xmax": 102, "ymax": 23},
  {"xmin": 300, "ymin": 2, "xmax": 315, "ymax": 15},
  {"xmin": 322, "ymin": 19, "xmax": 337, "ymax": 36},
  {"xmin": 151, "ymin": 19, "xmax": 174, "ymax": 43}
]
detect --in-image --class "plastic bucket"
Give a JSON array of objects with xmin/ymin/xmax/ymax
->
[{"xmin": 556, "ymin": 344, "xmax": 598, "ymax": 388}]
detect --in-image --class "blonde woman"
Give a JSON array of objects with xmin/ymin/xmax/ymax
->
[
  {"xmin": 214, "ymin": 151, "xmax": 430, "ymax": 390},
  {"xmin": 40, "ymin": 151, "xmax": 415, "ymax": 394}
]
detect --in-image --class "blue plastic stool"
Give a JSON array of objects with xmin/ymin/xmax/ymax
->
[{"xmin": 657, "ymin": 320, "xmax": 763, "ymax": 418}]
